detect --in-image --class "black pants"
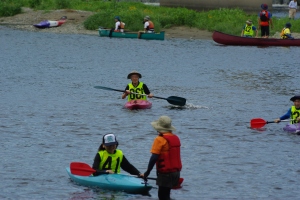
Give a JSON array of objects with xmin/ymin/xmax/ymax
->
[{"xmin": 158, "ymin": 186, "xmax": 171, "ymax": 200}]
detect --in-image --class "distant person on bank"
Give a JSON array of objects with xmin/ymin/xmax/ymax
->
[
  {"xmin": 258, "ymin": 4, "xmax": 273, "ymax": 38},
  {"xmin": 289, "ymin": 0, "xmax": 298, "ymax": 20},
  {"xmin": 241, "ymin": 19, "xmax": 258, "ymax": 38}
]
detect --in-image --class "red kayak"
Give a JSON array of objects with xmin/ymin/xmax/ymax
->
[{"xmin": 124, "ymin": 100, "xmax": 152, "ymax": 110}]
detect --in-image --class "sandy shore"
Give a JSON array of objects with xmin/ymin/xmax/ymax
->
[
  {"xmin": 0, "ymin": 8, "xmax": 298, "ymax": 39},
  {"xmin": 0, "ymin": 8, "xmax": 212, "ymax": 40}
]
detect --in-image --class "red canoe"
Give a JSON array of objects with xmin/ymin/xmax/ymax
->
[
  {"xmin": 212, "ymin": 31, "xmax": 300, "ymax": 46},
  {"xmin": 124, "ymin": 100, "xmax": 152, "ymax": 110}
]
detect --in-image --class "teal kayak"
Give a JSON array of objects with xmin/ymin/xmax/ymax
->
[{"xmin": 66, "ymin": 167, "xmax": 152, "ymax": 194}]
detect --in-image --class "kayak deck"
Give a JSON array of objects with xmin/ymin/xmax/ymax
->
[
  {"xmin": 124, "ymin": 100, "xmax": 152, "ymax": 110},
  {"xmin": 66, "ymin": 167, "xmax": 152, "ymax": 194}
]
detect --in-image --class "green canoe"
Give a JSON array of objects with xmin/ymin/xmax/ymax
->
[{"xmin": 98, "ymin": 28, "xmax": 165, "ymax": 40}]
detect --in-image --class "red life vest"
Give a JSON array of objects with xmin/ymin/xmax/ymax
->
[
  {"xmin": 146, "ymin": 21, "xmax": 154, "ymax": 31},
  {"xmin": 156, "ymin": 134, "xmax": 182, "ymax": 173},
  {"xmin": 260, "ymin": 10, "xmax": 270, "ymax": 26}
]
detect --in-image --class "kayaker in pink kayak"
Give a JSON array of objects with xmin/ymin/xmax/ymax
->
[
  {"xmin": 121, "ymin": 70, "xmax": 153, "ymax": 100},
  {"xmin": 274, "ymin": 95, "xmax": 300, "ymax": 124},
  {"xmin": 92, "ymin": 133, "xmax": 143, "ymax": 177},
  {"xmin": 143, "ymin": 116, "xmax": 182, "ymax": 200}
]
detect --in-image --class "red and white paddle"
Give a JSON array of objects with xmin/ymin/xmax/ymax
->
[{"xmin": 250, "ymin": 118, "xmax": 289, "ymax": 129}]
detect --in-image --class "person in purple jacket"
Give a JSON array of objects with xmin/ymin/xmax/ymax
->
[{"xmin": 274, "ymin": 95, "xmax": 300, "ymax": 124}]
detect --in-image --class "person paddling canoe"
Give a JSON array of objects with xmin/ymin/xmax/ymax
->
[
  {"xmin": 274, "ymin": 95, "xmax": 300, "ymax": 124},
  {"xmin": 92, "ymin": 134, "xmax": 143, "ymax": 177},
  {"xmin": 143, "ymin": 116, "xmax": 182, "ymax": 200},
  {"xmin": 122, "ymin": 70, "xmax": 153, "ymax": 100}
]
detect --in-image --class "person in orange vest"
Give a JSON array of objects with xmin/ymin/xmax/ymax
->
[
  {"xmin": 257, "ymin": 4, "xmax": 273, "ymax": 38},
  {"xmin": 138, "ymin": 16, "xmax": 155, "ymax": 38},
  {"xmin": 114, "ymin": 16, "xmax": 125, "ymax": 32},
  {"xmin": 143, "ymin": 116, "xmax": 182, "ymax": 200}
]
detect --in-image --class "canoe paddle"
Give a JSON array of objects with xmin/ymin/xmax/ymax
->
[
  {"xmin": 70, "ymin": 162, "xmax": 183, "ymax": 189},
  {"xmin": 94, "ymin": 86, "xmax": 186, "ymax": 106},
  {"xmin": 250, "ymin": 118, "xmax": 290, "ymax": 129}
]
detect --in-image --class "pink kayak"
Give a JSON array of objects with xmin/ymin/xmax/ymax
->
[
  {"xmin": 124, "ymin": 100, "xmax": 152, "ymax": 110},
  {"xmin": 283, "ymin": 124, "xmax": 300, "ymax": 134}
]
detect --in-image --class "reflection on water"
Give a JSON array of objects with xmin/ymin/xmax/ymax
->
[{"xmin": 1, "ymin": 26, "xmax": 300, "ymax": 199}]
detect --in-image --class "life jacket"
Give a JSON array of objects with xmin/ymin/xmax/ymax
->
[
  {"xmin": 291, "ymin": 106, "xmax": 300, "ymax": 124},
  {"xmin": 146, "ymin": 20, "xmax": 154, "ymax": 31},
  {"xmin": 243, "ymin": 25, "xmax": 254, "ymax": 36},
  {"xmin": 115, "ymin": 21, "xmax": 125, "ymax": 32},
  {"xmin": 156, "ymin": 134, "xmax": 182, "ymax": 173},
  {"xmin": 127, "ymin": 82, "xmax": 147, "ymax": 101},
  {"xmin": 260, "ymin": 10, "xmax": 270, "ymax": 26},
  {"xmin": 280, "ymin": 28, "xmax": 291, "ymax": 39},
  {"xmin": 98, "ymin": 149, "xmax": 123, "ymax": 174}
]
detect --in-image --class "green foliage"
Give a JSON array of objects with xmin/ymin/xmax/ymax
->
[
  {"xmin": 28, "ymin": 0, "xmax": 41, "ymax": 8},
  {"xmin": 0, "ymin": 1, "xmax": 22, "ymax": 17},
  {"xmin": 55, "ymin": 0, "xmax": 71, "ymax": 9}
]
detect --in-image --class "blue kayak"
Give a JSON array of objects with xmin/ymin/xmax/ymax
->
[{"xmin": 66, "ymin": 167, "xmax": 152, "ymax": 194}]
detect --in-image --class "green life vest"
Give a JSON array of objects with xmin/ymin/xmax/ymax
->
[
  {"xmin": 98, "ymin": 149, "xmax": 123, "ymax": 173},
  {"xmin": 291, "ymin": 106, "xmax": 300, "ymax": 124},
  {"xmin": 128, "ymin": 82, "xmax": 147, "ymax": 101},
  {"xmin": 244, "ymin": 25, "xmax": 254, "ymax": 36}
]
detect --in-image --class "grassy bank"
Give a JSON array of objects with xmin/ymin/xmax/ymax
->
[{"xmin": 1, "ymin": 0, "xmax": 300, "ymax": 36}]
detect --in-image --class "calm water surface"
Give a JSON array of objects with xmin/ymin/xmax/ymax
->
[{"xmin": 1, "ymin": 26, "xmax": 300, "ymax": 199}]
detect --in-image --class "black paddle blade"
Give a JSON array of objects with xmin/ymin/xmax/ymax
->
[
  {"xmin": 166, "ymin": 96, "xmax": 186, "ymax": 106},
  {"xmin": 94, "ymin": 86, "xmax": 124, "ymax": 93}
]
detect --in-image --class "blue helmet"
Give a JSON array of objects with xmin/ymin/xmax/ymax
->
[
  {"xmin": 114, "ymin": 16, "xmax": 120, "ymax": 21},
  {"xmin": 285, "ymin": 22, "xmax": 292, "ymax": 28},
  {"xmin": 261, "ymin": 4, "xmax": 268, "ymax": 10}
]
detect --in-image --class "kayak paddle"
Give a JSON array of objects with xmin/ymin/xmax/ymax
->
[
  {"xmin": 70, "ymin": 162, "xmax": 184, "ymax": 188},
  {"xmin": 250, "ymin": 118, "xmax": 290, "ymax": 129},
  {"xmin": 94, "ymin": 86, "xmax": 186, "ymax": 106}
]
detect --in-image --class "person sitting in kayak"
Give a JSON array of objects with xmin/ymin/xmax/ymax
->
[
  {"xmin": 280, "ymin": 22, "xmax": 294, "ymax": 39},
  {"xmin": 92, "ymin": 133, "xmax": 143, "ymax": 176},
  {"xmin": 274, "ymin": 95, "xmax": 300, "ymax": 124},
  {"xmin": 138, "ymin": 16, "xmax": 155, "ymax": 38},
  {"xmin": 241, "ymin": 19, "xmax": 258, "ymax": 38},
  {"xmin": 114, "ymin": 16, "xmax": 125, "ymax": 32},
  {"xmin": 122, "ymin": 70, "xmax": 153, "ymax": 100}
]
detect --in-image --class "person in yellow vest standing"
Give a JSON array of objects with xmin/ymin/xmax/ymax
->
[
  {"xmin": 288, "ymin": 0, "xmax": 298, "ymax": 20},
  {"xmin": 122, "ymin": 71, "xmax": 153, "ymax": 100},
  {"xmin": 92, "ymin": 133, "xmax": 143, "ymax": 176},
  {"xmin": 241, "ymin": 19, "xmax": 258, "ymax": 38},
  {"xmin": 280, "ymin": 22, "xmax": 294, "ymax": 39},
  {"xmin": 274, "ymin": 95, "xmax": 300, "ymax": 124}
]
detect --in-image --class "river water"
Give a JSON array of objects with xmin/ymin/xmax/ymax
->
[{"xmin": 1, "ymin": 26, "xmax": 300, "ymax": 199}]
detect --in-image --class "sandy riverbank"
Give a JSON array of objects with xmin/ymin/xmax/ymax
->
[
  {"xmin": 0, "ymin": 8, "xmax": 299, "ymax": 39},
  {"xmin": 0, "ymin": 8, "xmax": 212, "ymax": 40}
]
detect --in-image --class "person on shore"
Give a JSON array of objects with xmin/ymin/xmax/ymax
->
[
  {"xmin": 92, "ymin": 133, "xmax": 143, "ymax": 176},
  {"xmin": 122, "ymin": 71, "xmax": 153, "ymax": 101},
  {"xmin": 143, "ymin": 116, "xmax": 182, "ymax": 200},
  {"xmin": 114, "ymin": 16, "xmax": 125, "ymax": 32},
  {"xmin": 280, "ymin": 22, "xmax": 294, "ymax": 39},
  {"xmin": 274, "ymin": 95, "xmax": 300, "ymax": 124},
  {"xmin": 241, "ymin": 19, "xmax": 258, "ymax": 37},
  {"xmin": 138, "ymin": 16, "xmax": 155, "ymax": 38},
  {"xmin": 258, "ymin": 4, "xmax": 273, "ymax": 38},
  {"xmin": 288, "ymin": 0, "xmax": 298, "ymax": 20}
]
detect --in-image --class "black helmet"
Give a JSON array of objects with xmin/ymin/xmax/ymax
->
[{"xmin": 285, "ymin": 22, "xmax": 292, "ymax": 28}]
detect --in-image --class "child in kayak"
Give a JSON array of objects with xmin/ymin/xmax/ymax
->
[
  {"xmin": 92, "ymin": 133, "xmax": 142, "ymax": 176},
  {"xmin": 122, "ymin": 70, "xmax": 153, "ymax": 100},
  {"xmin": 274, "ymin": 95, "xmax": 300, "ymax": 124}
]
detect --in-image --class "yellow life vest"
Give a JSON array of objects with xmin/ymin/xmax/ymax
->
[
  {"xmin": 244, "ymin": 25, "xmax": 254, "ymax": 36},
  {"xmin": 280, "ymin": 28, "xmax": 291, "ymax": 39},
  {"xmin": 128, "ymin": 82, "xmax": 147, "ymax": 101},
  {"xmin": 98, "ymin": 149, "xmax": 123, "ymax": 173},
  {"xmin": 291, "ymin": 106, "xmax": 300, "ymax": 124}
]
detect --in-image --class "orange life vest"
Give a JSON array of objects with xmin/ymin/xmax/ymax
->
[
  {"xmin": 146, "ymin": 21, "xmax": 154, "ymax": 31},
  {"xmin": 260, "ymin": 10, "xmax": 270, "ymax": 26},
  {"xmin": 156, "ymin": 134, "xmax": 182, "ymax": 173}
]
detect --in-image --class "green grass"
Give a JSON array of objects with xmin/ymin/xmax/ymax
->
[{"xmin": 1, "ymin": 0, "xmax": 300, "ymax": 35}]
